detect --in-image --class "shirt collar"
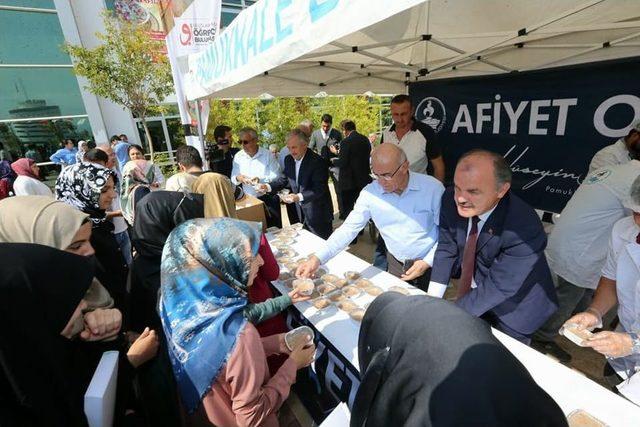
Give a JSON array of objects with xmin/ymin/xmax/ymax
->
[
  {"xmin": 295, "ymin": 153, "xmax": 306, "ymax": 163},
  {"xmin": 388, "ymin": 119, "xmax": 418, "ymax": 133},
  {"xmin": 478, "ymin": 203, "xmax": 498, "ymax": 223}
]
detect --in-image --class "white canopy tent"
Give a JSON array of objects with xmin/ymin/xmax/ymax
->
[{"xmin": 184, "ymin": 0, "xmax": 640, "ymax": 100}]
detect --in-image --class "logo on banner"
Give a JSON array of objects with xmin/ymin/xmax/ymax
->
[
  {"xmin": 177, "ymin": 20, "xmax": 217, "ymax": 48},
  {"xmin": 416, "ymin": 97, "xmax": 446, "ymax": 133},
  {"xmin": 180, "ymin": 23, "xmax": 192, "ymax": 46}
]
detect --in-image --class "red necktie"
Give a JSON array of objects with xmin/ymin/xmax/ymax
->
[{"xmin": 458, "ymin": 216, "xmax": 480, "ymax": 298}]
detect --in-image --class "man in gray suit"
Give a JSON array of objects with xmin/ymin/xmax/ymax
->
[{"xmin": 310, "ymin": 113, "xmax": 344, "ymax": 217}]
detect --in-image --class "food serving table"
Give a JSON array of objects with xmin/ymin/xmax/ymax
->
[{"xmin": 267, "ymin": 229, "xmax": 640, "ymax": 426}]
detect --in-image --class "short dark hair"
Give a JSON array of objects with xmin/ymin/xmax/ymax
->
[
  {"xmin": 321, "ymin": 114, "xmax": 333, "ymax": 124},
  {"xmin": 64, "ymin": 139, "xmax": 75, "ymax": 146},
  {"xmin": 342, "ymin": 120, "xmax": 356, "ymax": 132},
  {"xmin": 390, "ymin": 94, "xmax": 412, "ymax": 107},
  {"xmin": 84, "ymin": 148, "xmax": 109, "ymax": 165},
  {"xmin": 176, "ymin": 145, "xmax": 203, "ymax": 168},
  {"xmin": 110, "ymin": 135, "xmax": 120, "ymax": 143},
  {"xmin": 119, "ymin": 134, "xmax": 127, "ymax": 140},
  {"xmin": 458, "ymin": 149, "xmax": 512, "ymax": 187},
  {"xmin": 213, "ymin": 125, "xmax": 232, "ymax": 141},
  {"xmin": 128, "ymin": 144, "xmax": 145, "ymax": 155}
]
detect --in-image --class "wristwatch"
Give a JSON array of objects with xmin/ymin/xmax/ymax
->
[{"xmin": 629, "ymin": 333, "xmax": 640, "ymax": 355}]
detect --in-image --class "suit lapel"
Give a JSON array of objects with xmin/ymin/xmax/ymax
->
[{"xmin": 475, "ymin": 194, "xmax": 509, "ymax": 254}]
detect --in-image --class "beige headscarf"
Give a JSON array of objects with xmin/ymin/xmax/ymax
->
[
  {"xmin": 0, "ymin": 196, "xmax": 89, "ymax": 249},
  {"xmin": 165, "ymin": 172, "xmax": 197, "ymax": 192},
  {"xmin": 192, "ymin": 173, "xmax": 237, "ymax": 219},
  {"xmin": 0, "ymin": 195, "xmax": 113, "ymax": 325}
]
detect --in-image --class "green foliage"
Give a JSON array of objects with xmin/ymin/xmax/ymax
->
[
  {"xmin": 63, "ymin": 10, "xmax": 174, "ymax": 124},
  {"xmin": 207, "ymin": 95, "xmax": 388, "ymax": 149}
]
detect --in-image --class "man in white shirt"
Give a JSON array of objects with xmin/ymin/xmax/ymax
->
[
  {"xmin": 382, "ymin": 94, "xmax": 445, "ymax": 181},
  {"xmin": 297, "ymin": 143, "xmax": 444, "ymax": 290},
  {"xmin": 563, "ymin": 177, "xmax": 640, "ymax": 401},
  {"xmin": 96, "ymin": 143, "xmax": 132, "ymax": 266},
  {"xmin": 231, "ymin": 127, "xmax": 283, "ymax": 228},
  {"xmin": 533, "ymin": 160, "xmax": 640, "ymax": 360},
  {"xmin": 589, "ymin": 121, "xmax": 640, "ymax": 174}
]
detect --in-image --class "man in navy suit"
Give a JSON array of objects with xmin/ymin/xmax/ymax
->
[
  {"xmin": 271, "ymin": 128, "xmax": 334, "ymax": 239},
  {"xmin": 428, "ymin": 150, "xmax": 558, "ymax": 343}
]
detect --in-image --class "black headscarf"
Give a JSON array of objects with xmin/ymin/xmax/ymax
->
[
  {"xmin": 352, "ymin": 293, "xmax": 568, "ymax": 427},
  {"xmin": 130, "ymin": 191, "xmax": 204, "ymax": 331},
  {"xmin": 0, "ymin": 243, "xmax": 94, "ymax": 426},
  {"xmin": 131, "ymin": 190, "xmax": 205, "ymax": 258}
]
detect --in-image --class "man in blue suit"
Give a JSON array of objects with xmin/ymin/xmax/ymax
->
[
  {"xmin": 428, "ymin": 149, "xmax": 558, "ymax": 343},
  {"xmin": 270, "ymin": 128, "xmax": 334, "ymax": 239}
]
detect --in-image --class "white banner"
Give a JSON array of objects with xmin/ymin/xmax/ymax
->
[
  {"xmin": 164, "ymin": 0, "xmax": 221, "ymax": 158},
  {"xmin": 184, "ymin": 0, "xmax": 426, "ymax": 100}
]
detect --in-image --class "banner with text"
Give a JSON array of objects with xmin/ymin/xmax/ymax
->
[
  {"xmin": 163, "ymin": 0, "xmax": 220, "ymax": 158},
  {"xmin": 409, "ymin": 58, "xmax": 640, "ymax": 213},
  {"xmin": 184, "ymin": 0, "xmax": 425, "ymax": 100}
]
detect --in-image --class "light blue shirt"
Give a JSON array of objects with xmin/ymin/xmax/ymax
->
[
  {"xmin": 50, "ymin": 147, "xmax": 78, "ymax": 166},
  {"xmin": 278, "ymin": 146, "xmax": 290, "ymax": 171},
  {"xmin": 316, "ymin": 171, "xmax": 444, "ymax": 265},
  {"xmin": 114, "ymin": 142, "xmax": 131, "ymax": 169},
  {"xmin": 231, "ymin": 146, "xmax": 282, "ymax": 197}
]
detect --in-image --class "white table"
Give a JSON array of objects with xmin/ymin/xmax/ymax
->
[{"xmin": 269, "ymin": 230, "xmax": 640, "ymax": 426}]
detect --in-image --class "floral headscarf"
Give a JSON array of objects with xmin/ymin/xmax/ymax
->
[
  {"xmin": 159, "ymin": 217, "xmax": 261, "ymax": 413},
  {"xmin": 121, "ymin": 159, "xmax": 157, "ymax": 224},
  {"xmin": 55, "ymin": 162, "xmax": 117, "ymax": 223}
]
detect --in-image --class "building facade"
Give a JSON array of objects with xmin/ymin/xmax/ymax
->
[{"xmin": 0, "ymin": 0, "xmax": 250, "ymax": 160}]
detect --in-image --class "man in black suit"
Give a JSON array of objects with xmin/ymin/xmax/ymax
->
[
  {"xmin": 310, "ymin": 113, "xmax": 344, "ymax": 218},
  {"xmin": 271, "ymin": 128, "xmax": 333, "ymax": 239},
  {"xmin": 330, "ymin": 120, "xmax": 371, "ymax": 218},
  {"xmin": 429, "ymin": 150, "xmax": 558, "ymax": 343}
]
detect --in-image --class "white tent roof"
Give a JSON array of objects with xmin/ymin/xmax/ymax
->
[{"xmin": 189, "ymin": 0, "xmax": 640, "ymax": 99}]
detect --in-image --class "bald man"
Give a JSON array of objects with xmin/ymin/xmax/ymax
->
[
  {"xmin": 297, "ymin": 144, "xmax": 444, "ymax": 290},
  {"xmin": 428, "ymin": 149, "xmax": 558, "ymax": 343}
]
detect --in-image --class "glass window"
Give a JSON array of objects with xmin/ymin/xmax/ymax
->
[
  {"xmin": 222, "ymin": 0, "xmax": 242, "ymax": 5},
  {"xmin": 136, "ymin": 120, "xmax": 169, "ymax": 154},
  {"xmin": 0, "ymin": 116, "xmax": 92, "ymax": 160},
  {"xmin": 166, "ymin": 117, "xmax": 185, "ymax": 149},
  {"xmin": 221, "ymin": 11, "xmax": 239, "ymax": 28},
  {"xmin": 0, "ymin": 68, "xmax": 86, "ymax": 120},
  {"xmin": 0, "ymin": 9, "xmax": 70, "ymax": 64},
  {"xmin": 0, "ymin": 0, "xmax": 55, "ymax": 9}
]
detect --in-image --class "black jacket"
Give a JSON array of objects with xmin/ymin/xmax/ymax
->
[
  {"xmin": 271, "ymin": 150, "xmax": 333, "ymax": 227},
  {"xmin": 332, "ymin": 131, "xmax": 371, "ymax": 192}
]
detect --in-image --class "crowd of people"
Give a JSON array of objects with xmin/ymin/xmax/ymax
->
[{"xmin": 1, "ymin": 93, "xmax": 640, "ymax": 425}]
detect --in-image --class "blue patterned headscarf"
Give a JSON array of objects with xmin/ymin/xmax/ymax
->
[{"xmin": 159, "ymin": 217, "xmax": 262, "ymax": 413}]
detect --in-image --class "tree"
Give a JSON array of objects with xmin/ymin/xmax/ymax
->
[{"xmin": 64, "ymin": 11, "xmax": 174, "ymax": 158}]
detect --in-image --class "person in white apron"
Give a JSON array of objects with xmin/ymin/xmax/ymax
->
[{"xmin": 564, "ymin": 177, "xmax": 640, "ymax": 405}]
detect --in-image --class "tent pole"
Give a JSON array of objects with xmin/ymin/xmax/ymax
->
[{"xmin": 195, "ymin": 99, "xmax": 206, "ymax": 167}]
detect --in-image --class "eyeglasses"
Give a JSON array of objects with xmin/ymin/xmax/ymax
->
[{"xmin": 370, "ymin": 163, "xmax": 403, "ymax": 181}]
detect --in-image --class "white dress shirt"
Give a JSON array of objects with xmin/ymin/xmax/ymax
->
[
  {"xmin": 315, "ymin": 171, "xmax": 444, "ymax": 265},
  {"xmin": 427, "ymin": 204, "xmax": 497, "ymax": 298},
  {"xmin": 12, "ymin": 176, "xmax": 53, "ymax": 197},
  {"xmin": 231, "ymin": 146, "xmax": 282, "ymax": 197},
  {"xmin": 294, "ymin": 154, "xmax": 305, "ymax": 201}
]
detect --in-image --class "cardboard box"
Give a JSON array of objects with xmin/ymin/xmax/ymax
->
[{"xmin": 235, "ymin": 194, "xmax": 267, "ymax": 231}]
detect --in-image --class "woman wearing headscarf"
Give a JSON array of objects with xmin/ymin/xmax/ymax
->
[
  {"xmin": 0, "ymin": 196, "xmax": 160, "ymax": 424},
  {"xmin": 0, "ymin": 159, "xmax": 15, "ymax": 200},
  {"xmin": 131, "ymin": 190, "xmax": 205, "ymax": 331},
  {"xmin": 121, "ymin": 156, "xmax": 163, "ymax": 225},
  {"xmin": 55, "ymin": 163, "xmax": 128, "ymax": 313},
  {"xmin": 10, "ymin": 158, "xmax": 52, "ymax": 196},
  {"xmin": 191, "ymin": 172, "xmax": 237, "ymax": 218},
  {"xmin": 160, "ymin": 218, "xmax": 316, "ymax": 426},
  {"xmin": 351, "ymin": 293, "xmax": 568, "ymax": 427},
  {"xmin": 130, "ymin": 190, "xmax": 205, "ymax": 427},
  {"xmin": 0, "ymin": 244, "xmax": 95, "ymax": 426},
  {"xmin": 76, "ymin": 140, "xmax": 89, "ymax": 163}
]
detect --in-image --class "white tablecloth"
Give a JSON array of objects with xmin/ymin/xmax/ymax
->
[{"xmin": 269, "ymin": 230, "xmax": 640, "ymax": 426}]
